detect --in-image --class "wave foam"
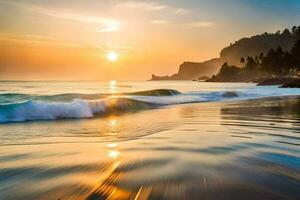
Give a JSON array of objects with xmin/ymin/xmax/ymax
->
[
  {"xmin": 1, "ymin": 87, "xmax": 299, "ymax": 123},
  {"xmin": 0, "ymin": 100, "xmax": 93, "ymax": 122},
  {"xmin": 0, "ymin": 97, "xmax": 156, "ymax": 123}
]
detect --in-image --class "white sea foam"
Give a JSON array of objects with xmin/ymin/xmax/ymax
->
[{"xmin": 1, "ymin": 87, "xmax": 300, "ymax": 123}]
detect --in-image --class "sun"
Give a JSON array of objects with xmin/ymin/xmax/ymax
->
[
  {"xmin": 107, "ymin": 52, "xmax": 118, "ymax": 62},
  {"xmin": 109, "ymin": 80, "xmax": 117, "ymax": 86}
]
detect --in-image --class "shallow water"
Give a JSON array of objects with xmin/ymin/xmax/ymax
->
[{"xmin": 0, "ymin": 82, "xmax": 300, "ymax": 199}]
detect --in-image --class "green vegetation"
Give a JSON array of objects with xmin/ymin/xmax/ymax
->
[
  {"xmin": 208, "ymin": 26, "xmax": 300, "ymax": 83},
  {"xmin": 220, "ymin": 26, "xmax": 300, "ymax": 66}
]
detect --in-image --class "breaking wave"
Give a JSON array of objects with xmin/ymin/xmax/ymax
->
[{"xmin": 0, "ymin": 88, "xmax": 298, "ymax": 123}]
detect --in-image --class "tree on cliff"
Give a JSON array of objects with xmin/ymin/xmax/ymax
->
[
  {"xmin": 291, "ymin": 40, "xmax": 300, "ymax": 69},
  {"xmin": 208, "ymin": 32, "xmax": 300, "ymax": 82},
  {"xmin": 240, "ymin": 57, "xmax": 245, "ymax": 67},
  {"xmin": 220, "ymin": 27, "xmax": 300, "ymax": 66}
]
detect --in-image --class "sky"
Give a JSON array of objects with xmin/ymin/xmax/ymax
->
[{"xmin": 0, "ymin": 0, "xmax": 300, "ymax": 80}]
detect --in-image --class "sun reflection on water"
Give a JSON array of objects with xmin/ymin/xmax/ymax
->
[
  {"xmin": 109, "ymin": 119, "xmax": 117, "ymax": 127},
  {"xmin": 109, "ymin": 80, "xmax": 118, "ymax": 93},
  {"xmin": 107, "ymin": 117, "xmax": 118, "ymax": 136},
  {"xmin": 107, "ymin": 143, "xmax": 118, "ymax": 148},
  {"xmin": 107, "ymin": 150, "xmax": 120, "ymax": 159}
]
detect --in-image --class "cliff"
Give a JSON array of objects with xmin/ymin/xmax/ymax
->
[
  {"xmin": 151, "ymin": 58, "xmax": 220, "ymax": 80},
  {"xmin": 150, "ymin": 27, "xmax": 300, "ymax": 81},
  {"xmin": 207, "ymin": 38, "xmax": 300, "ymax": 84}
]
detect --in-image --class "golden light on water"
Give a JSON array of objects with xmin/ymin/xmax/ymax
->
[
  {"xmin": 109, "ymin": 80, "xmax": 117, "ymax": 86},
  {"xmin": 109, "ymin": 80, "xmax": 117, "ymax": 93},
  {"xmin": 109, "ymin": 119, "xmax": 117, "ymax": 127},
  {"xmin": 107, "ymin": 117, "xmax": 118, "ymax": 135},
  {"xmin": 108, "ymin": 150, "xmax": 120, "ymax": 159},
  {"xmin": 107, "ymin": 143, "xmax": 118, "ymax": 148}
]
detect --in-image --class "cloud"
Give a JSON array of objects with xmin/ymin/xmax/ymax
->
[
  {"xmin": 186, "ymin": 21, "xmax": 215, "ymax": 28},
  {"xmin": 1, "ymin": 0, "xmax": 121, "ymax": 32},
  {"xmin": 149, "ymin": 20, "xmax": 215, "ymax": 28},
  {"xmin": 116, "ymin": 1, "xmax": 166, "ymax": 11},
  {"xmin": 150, "ymin": 20, "xmax": 168, "ymax": 24},
  {"xmin": 173, "ymin": 8, "xmax": 188, "ymax": 15},
  {"xmin": 97, "ymin": 20, "xmax": 121, "ymax": 32},
  {"xmin": 115, "ymin": 1, "xmax": 189, "ymax": 15},
  {"xmin": 0, "ymin": 31, "xmax": 84, "ymax": 49},
  {"xmin": 44, "ymin": 12, "xmax": 122, "ymax": 33}
]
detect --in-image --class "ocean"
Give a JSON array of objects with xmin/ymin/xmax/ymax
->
[
  {"xmin": 1, "ymin": 81, "xmax": 300, "ymax": 123},
  {"xmin": 0, "ymin": 81, "xmax": 300, "ymax": 199}
]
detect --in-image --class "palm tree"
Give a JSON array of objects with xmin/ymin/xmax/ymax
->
[{"xmin": 240, "ymin": 57, "xmax": 245, "ymax": 67}]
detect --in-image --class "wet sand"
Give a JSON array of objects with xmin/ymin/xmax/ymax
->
[{"xmin": 0, "ymin": 96, "xmax": 300, "ymax": 200}]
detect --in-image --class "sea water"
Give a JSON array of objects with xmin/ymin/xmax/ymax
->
[
  {"xmin": 0, "ymin": 81, "xmax": 300, "ymax": 199},
  {"xmin": 0, "ymin": 81, "xmax": 300, "ymax": 123}
]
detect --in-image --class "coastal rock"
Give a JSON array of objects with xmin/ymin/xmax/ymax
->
[
  {"xmin": 151, "ymin": 58, "xmax": 220, "ymax": 80},
  {"xmin": 198, "ymin": 76, "xmax": 210, "ymax": 81},
  {"xmin": 257, "ymin": 78, "xmax": 290, "ymax": 86},
  {"xmin": 222, "ymin": 92, "xmax": 239, "ymax": 98},
  {"xmin": 206, "ymin": 63, "xmax": 246, "ymax": 82},
  {"xmin": 280, "ymin": 79, "xmax": 300, "ymax": 88},
  {"xmin": 177, "ymin": 58, "xmax": 221, "ymax": 79},
  {"xmin": 151, "ymin": 27, "xmax": 300, "ymax": 83}
]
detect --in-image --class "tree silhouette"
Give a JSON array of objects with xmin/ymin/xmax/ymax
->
[
  {"xmin": 240, "ymin": 57, "xmax": 245, "ymax": 67},
  {"xmin": 210, "ymin": 26, "xmax": 300, "ymax": 82},
  {"xmin": 291, "ymin": 40, "xmax": 300, "ymax": 69}
]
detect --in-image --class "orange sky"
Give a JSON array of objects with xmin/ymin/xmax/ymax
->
[{"xmin": 0, "ymin": 0, "xmax": 299, "ymax": 80}]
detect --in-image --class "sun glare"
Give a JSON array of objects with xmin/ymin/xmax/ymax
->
[
  {"xmin": 107, "ymin": 52, "xmax": 118, "ymax": 62},
  {"xmin": 106, "ymin": 20, "xmax": 120, "ymax": 31}
]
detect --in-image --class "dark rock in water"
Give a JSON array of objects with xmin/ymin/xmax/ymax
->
[
  {"xmin": 249, "ymin": 78, "xmax": 268, "ymax": 83},
  {"xmin": 198, "ymin": 76, "xmax": 210, "ymax": 81},
  {"xmin": 222, "ymin": 92, "xmax": 239, "ymax": 98},
  {"xmin": 206, "ymin": 63, "xmax": 246, "ymax": 82},
  {"xmin": 129, "ymin": 89, "xmax": 181, "ymax": 96},
  {"xmin": 257, "ymin": 78, "xmax": 291, "ymax": 86},
  {"xmin": 280, "ymin": 79, "xmax": 300, "ymax": 88},
  {"xmin": 257, "ymin": 78, "xmax": 300, "ymax": 87}
]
